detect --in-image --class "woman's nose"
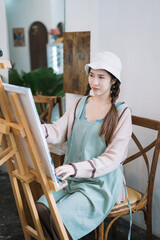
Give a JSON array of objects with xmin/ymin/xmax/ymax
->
[{"xmin": 92, "ymin": 77, "xmax": 99, "ymax": 85}]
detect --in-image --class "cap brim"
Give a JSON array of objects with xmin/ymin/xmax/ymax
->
[{"xmin": 85, "ymin": 62, "xmax": 121, "ymax": 82}]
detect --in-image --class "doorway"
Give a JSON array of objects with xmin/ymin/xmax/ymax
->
[{"xmin": 29, "ymin": 21, "xmax": 48, "ymax": 70}]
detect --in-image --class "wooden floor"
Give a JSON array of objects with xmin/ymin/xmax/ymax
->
[{"xmin": 0, "ymin": 171, "xmax": 160, "ymax": 240}]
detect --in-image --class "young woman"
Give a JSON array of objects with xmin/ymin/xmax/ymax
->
[{"xmin": 36, "ymin": 51, "xmax": 132, "ymax": 240}]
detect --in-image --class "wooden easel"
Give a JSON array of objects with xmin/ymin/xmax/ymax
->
[{"xmin": 0, "ymin": 61, "xmax": 69, "ymax": 240}]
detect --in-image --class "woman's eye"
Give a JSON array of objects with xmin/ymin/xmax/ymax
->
[
  {"xmin": 89, "ymin": 73, "xmax": 94, "ymax": 77},
  {"xmin": 99, "ymin": 76, "xmax": 105, "ymax": 79}
]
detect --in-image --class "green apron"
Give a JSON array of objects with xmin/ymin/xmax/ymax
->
[{"xmin": 38, "ymin": 96, "xmax": 126, "ymax": 240}]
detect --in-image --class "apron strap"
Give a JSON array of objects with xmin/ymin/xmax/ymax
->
[
  {"xmin": 75, "ymin": 96, "xmax": 88, "ymax": 119},
  {"xmin": 74, "ymin": 98, "xmax": 82, "ymax": 120},
  {"xmin": 117, "ymin": 102, "xmax": 131, "ymax": 122},
  {"xmin": 117, "ymin": 104, "xmax": 132, "ymax": 239},
  {"xmin": 123, "ymin": 178, "xmax": 132, "ymax": 240},
  {"xmin": 118, "ymin": 104, "xmax": 132, "ymax": 240},
  {"xmin": 72, "ymin": 99, "xmax": 130, "ymax": 133},
  {"xmin": 120, "ymin": 166, "xmax": 132, "ymax": 240},
  {"xmin": 118, "ymin": 107, "xmax": 129, "ymax": 121},
  {"xmin": 71, "ymin": 96, "xmax": 88, "ymax": 132}
]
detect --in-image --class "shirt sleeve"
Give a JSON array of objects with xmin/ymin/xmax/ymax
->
[
  {"xmin": 41, "ymin": 99, "xmax": 79, "ymax": 144},
  {"xmin": 72, "ymin": 108, "xmax": 132, "ymax": 178},
  {"xmin": 41, "ymin": 111, "xmax": 69, "ymax": 144}
]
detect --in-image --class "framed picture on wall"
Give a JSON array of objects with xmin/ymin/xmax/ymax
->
[{"xmin": 13, "ymin": 28, "xmax": 25, "ymax": 46}]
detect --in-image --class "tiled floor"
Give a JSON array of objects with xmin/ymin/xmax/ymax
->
[{"xmin": 0, "ymin": 171, "xmax": 159, "ymax": 240}]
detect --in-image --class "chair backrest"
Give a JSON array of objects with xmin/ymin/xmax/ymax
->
[
  {"xmin": 124, "ymin": 115, "xmax": 160, "ymax": 209},
  {"xmin": 33, "ymin": 95, "xmax": 63, "ymax": 123}
]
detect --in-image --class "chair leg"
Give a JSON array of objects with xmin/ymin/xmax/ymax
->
[
  {"xmin": 104, "ymin": 216, "xmax": 121, "ymax": 240},
  {"xmin": 97, "ymin": 221, "xmax": 104, "ymax": 240},
  {"xmin": 147, "ymin": 206, "xmax": 152, "ymax": 240},
  {"xmin": 111, "ymin": 221, "xmax": 116, "ymax": 237},
  {"xmin": 94, "ymin": 228, "xmax": 98, "ymax": 239}
]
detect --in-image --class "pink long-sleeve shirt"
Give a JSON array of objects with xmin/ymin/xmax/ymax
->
[{"xmin": 42, "ymin": 98, "xmax": 132, "ymax": 179}]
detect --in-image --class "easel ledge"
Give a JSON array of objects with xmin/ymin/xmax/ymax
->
[
  {"xmin": 0, "ymin": 60, "xmax": 12, "ymax": 69},
  {"xmin": 0, "ymin": 76, "xmax": 69, "ymax": 240}
]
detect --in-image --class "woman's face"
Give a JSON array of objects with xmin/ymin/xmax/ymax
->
[{"xmin": 88, "ymin": 68, "xmax": 113, "ymax": 98}]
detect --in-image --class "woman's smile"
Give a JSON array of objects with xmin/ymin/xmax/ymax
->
[{"xmin": 92, "ymin": 87, "xmax": 100, "ymax": 91}]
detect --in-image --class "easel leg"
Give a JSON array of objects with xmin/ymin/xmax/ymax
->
[
  {"xmin": 21, "ymin": 182, "xmax": 46, "ymax": 240},
  {"xmin": 6, "ymin": 161, "xmax": 31, "ymax": 240},
  {"xmin": 1, "ymin": 132, "xmax": 31, "ymax": 240}
]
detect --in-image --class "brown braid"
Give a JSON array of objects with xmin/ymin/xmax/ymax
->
[
  {"xmin": 110, "ymin": 78, "xmax": 121, "ymax": 104},
  {"xmin": 99, "ymin": 75, "xmax": 121, "ymax": 146},
  {"xmin": 85, "ymin": 68, "xmax": 121, "ymax": 146}
]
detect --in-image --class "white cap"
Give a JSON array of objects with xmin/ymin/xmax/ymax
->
[{"xmin": 85, "ymin": 51, "xmax": 122, "ymax": 82}]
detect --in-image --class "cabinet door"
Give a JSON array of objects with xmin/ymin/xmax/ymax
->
[{"xmin": 63, "ymin": 31, "xmax": 90, "ymax": 95}]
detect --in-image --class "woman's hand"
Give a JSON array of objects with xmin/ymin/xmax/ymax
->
[{"xmin": 55, "ymin": 164, "xmax": 75, "ymax": 180}]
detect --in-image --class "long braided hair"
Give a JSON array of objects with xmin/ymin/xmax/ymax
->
[{"xmin": 85, "ymin": 70, "xmax": 121, "ymax": 146}]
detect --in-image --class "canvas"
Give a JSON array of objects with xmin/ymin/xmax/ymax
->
[{"xmin": 3, "ymin": 83, "xmax": 62, "ymax": 187}]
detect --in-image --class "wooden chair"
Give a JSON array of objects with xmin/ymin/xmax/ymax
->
[
  {"xmin": 33, "ymin": 95, "xmax": 63, "ymax": 123},
  {"xmin": 96, "ymin": 115, "xmax": 160, "ymax": 240}
]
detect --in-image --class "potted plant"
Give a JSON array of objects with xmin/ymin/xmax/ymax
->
[
  {"xmin": 8, "ymin": 66, "xmax": 65, "ymax": 121},
  {"xmin": 8, "ymin": 66, "xmax": 64, "ymax": 97}
]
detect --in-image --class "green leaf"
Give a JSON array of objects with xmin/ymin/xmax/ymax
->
[
  {"xmin": 9, "ymin": 66, "xmax": 64, "ymax": 97},
  {"xmin": 9, "ymin": 69, "xmax": 24, "ymax": 86}
]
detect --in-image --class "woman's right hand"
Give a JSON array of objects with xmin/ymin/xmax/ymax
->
[{"xmin": 55, "ymin": 164, "xmax": 75, "ymax": 180}]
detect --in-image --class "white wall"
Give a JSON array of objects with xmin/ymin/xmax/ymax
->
[
  {"xmin": 65, "ymin": 0, "xmax": 160, "ymax": 237},
  {"xmin": 99, "ymin": 0, "xmax": 160, "ymax": 236},
  {"xmin": 99, "ymin": 0, "xmax": 160, "ymax": 119},
  {"xmin": 65, "ymin": 0, "xmax": 100, "ymax": 109},
  {"xmin": 5, "ymin": 0, "xmax": 64, "ymax": 73},
  {"xmin": 0, "ymin": 0, "xmax": 9, "ymax": 172},
  {"xmin": 0, "ymin": 0, "xmax": 10, "ymax": 83}
]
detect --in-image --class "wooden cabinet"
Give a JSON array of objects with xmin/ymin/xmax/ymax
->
[{"xmin": 63, "ymin": 31, "xmax": 90, "ymax": 95}]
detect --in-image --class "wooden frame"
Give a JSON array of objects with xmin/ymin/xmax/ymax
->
[
  {"xmin": 3, "ymin": 83, "xmax": 61, "ymax": 184},
  {"xmin": 13, "ymin": 28, "xmax": 25, "ymax": 47},
  {"xmin": 0, "ymin": 78, "xmax": 69, "ymax": 240}
]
